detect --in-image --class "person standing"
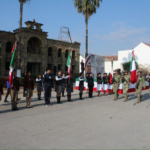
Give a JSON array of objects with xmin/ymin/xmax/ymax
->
[
  {"xmin": 112, "ymin": 70, "xmax": 121, "ymax": 101},
  {"xmin": 10, "ymin": 70, "xmax": 19, "ymax": 111},
  {"xmin": 4, "ymin": 75, "xmax": 10, "ymax": 102},
  {"xmin": 36, "ymin": 74, "xmax": 43, "ymax": 100},
  {"xmin": 122, "ymin": 71, "xmax": 131, "ymax": 102},
  {"xmin": 135, "ymin": 71, "xmax": 146, "ymax": 103},
  {"xmin": 103, "ymin": 73, "xmax": 108, "ymax": 96},
  {"xmin": 23, "ymin": 72, "xmax": 28, "ymax": 106},
  {"xmin": 86, "ymin": 73, "xmax": 89, "ymax": 93},
  {"xmin": 97, "ymin": 73, "xmax": 102, "ymax": 96},
  {"xmin": 108, "ymin": 73, "xmax": 113, "ymax": 95},
  {"xmin": 66, "ymin": 74, "xmax": 73, "ymax": 102},
  {"xmin": 55, "ymin": 71, "xmax": 63, "ymax": 104},
  {"xmin": 0, "ymin": 79, "xmax": 3, "ymax": 102},
  {"xmin": 79, "ymin": 73, "xmax": 84, "ymax": 100},
  {"xmin": 25, "ymin": 72, "xmax": 34, "ymax": 108},
  {"xmin": 43, "ymin": 68, "xmax": 53, "ymax": 106},
  {"xmin": 62, "ymin": 73, "xmax": 66, "ymax": 97},
  {"xmin": 88, "ymin": 73, "xmax": 94, "ymax": 98},
  {"xmin": 81, "ymin": 59, "xmax": 85, "ymax": 74}
]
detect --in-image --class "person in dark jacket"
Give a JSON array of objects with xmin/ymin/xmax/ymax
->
[
  {"xmin": 88, "ymin": 73, "xmax": 94, "ymax": 98},
  {"xmin": 86, "ymin": 72, "xmax": 89, "ymax": 93},
  {"xmin": 36, "ymin": 75, "xmax": 43, "ymax": 100},
  {"xmin": 24, "ymin": 71, "xmax": 34, "ymax": 108},
  {"xmin": 97, "ymin": 73, "xmax": 102, "ymax": 96},
  {"xmin": 81, "ymin": 59, "xmax": 85, "ymax": 74},
  {"xmin": 79, "ymin": 72, "xmax": 84, "ymax": 100},
  {"xmin": 0, "ymin": 79, "xmax": 3, "ymax": 102},
  {"xmin": 62, "ymin": 73, "xmax": 66, "ymax": 97},
  {"xmin": 10, "ymin": 70, "xmax": 20, "ymax": 111},
  {"xmin": 43, "ymin": 68, "xmax": 53, "ymax": 106},
  {"xmin": 4, "ymin": 75, "xmax": 10, "ymax": 102},
  {"xmin": 23, "ymin": 72, "xmax": 28, "ymax": 106},
  {"xmin": 66, "ymin": 73, "xmax": 73, "ymax": 102},
  {"xmin": 103, "ymin": 73, "xmax": 109, "ymax": 96}
]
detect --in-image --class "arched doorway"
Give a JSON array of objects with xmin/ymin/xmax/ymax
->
[
  {"xmin": 65, "ymin": 49, "xmax": 69, "ymax": 58},
  {"xmin": 48, "ymin": 47, "xmax": 53, "ymax": 57},
  {"xmin": 6, "ymin": 41, "xmax": 13, "ymax": 53},
  {"xmin": 27, "ymin": 37, "xmax": 42, "ymax": 54}
]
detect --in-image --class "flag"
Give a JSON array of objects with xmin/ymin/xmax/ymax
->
[
  {"xmin": 109, "ymin": 60, "xmax": 113, "ymax": 84},
  {"xmin": 66, "ymin": 48, "xmax": 73, "ymax": 79},
  {"xmin": 9, "ymin": 44, "xmax": 17, "ymax": 86},
  {"xmin": 130, "ymin": 51, "xmax": 137, "ymax": 84}
]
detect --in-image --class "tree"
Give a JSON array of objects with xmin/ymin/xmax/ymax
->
[
  {"xmin": 73, "ymin": 0, "xmax": 102, "ymax": 56},
  {"xmin": 122, "ymin": 61, "xmax": 139, "ymax": 72},
  {"xmin": 18, "ymin": 0, "xmax": 30, "ymax": 76}
]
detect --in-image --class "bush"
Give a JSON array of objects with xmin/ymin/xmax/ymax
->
[{"xmin": 122, "ymin": 61, "xmax": 139, "ymax": 72}]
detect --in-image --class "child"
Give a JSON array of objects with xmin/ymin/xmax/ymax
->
[
  {"xmin": 36, "ymin": 74, "xmax": 43, "ymax": 100},
  {"xmin": 97, "ymin": 73, "xmax": 102, "ymax": 96}
]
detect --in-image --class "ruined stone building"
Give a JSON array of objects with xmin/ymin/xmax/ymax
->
[{"xmin": 0, "ymin": 20, "xmax": 80, "ymax": 76}]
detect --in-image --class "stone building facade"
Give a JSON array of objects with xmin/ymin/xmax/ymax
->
[{"xmin": 0, "ymin": 20, "xmax": 80, "ymax": 76}]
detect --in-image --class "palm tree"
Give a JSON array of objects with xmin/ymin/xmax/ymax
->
[
  {"xmin": 73, "ymin": 0, "xmax": 102, "ymax": 56},
  {"xmin": 18, "ymin": 0, "xmax": 30, "ymax": 76}
]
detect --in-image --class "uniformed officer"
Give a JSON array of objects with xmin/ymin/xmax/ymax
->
[
  {"xmin": 10, "ymin": 69, "xmax": 20, "ymax": 111},
  {"xmin": 86, "ymin": 73, "xmax": 89, "ymax": 93},
  {"xmin": 113, "ymin": 70, "xmax": 121, "ymax": 101},
  {"xmin": 43, "ymin": 68, "xmax": 53, "ymax": 106},
  {"xmin": 97, "ymin": 73, "xmax": 102, "ymax": 96},
  {"xmin": 122, "ymin": 71, "xmax": 131, "ymax": 102},
  {"xmin": 88, "ymin": 73, "xmax": 94, "ymax": 98},
  {"xmin": 66, "ymin": 73, "xmax": 73, "ymax": 102},
  {"xmin": 135, "ymin": 71, "xmax": 146, "ymax": 103},
  {"xmin": 79, "ymin": 72, "xmax": 84, "ymax": 100},
  {"xmin": 103, "ymin": 73, "xmax": 108, "ymax": 96}
]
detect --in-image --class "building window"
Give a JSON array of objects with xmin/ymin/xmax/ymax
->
[
  {"xmin": 72, "ymin": 65, "xmax": 75, "ymax": 72},
  {"xmin": 72, "ymin": 50, "xmax": 75, "ymax": 59},
  {"xmin": 58, "ymin": 48, "xmax": 62, "ymax": 57},
  {"xmin": 6, "ymin": 42, "xmax": 13, "ymax": 53},
  {"xmin": 58, "ymin": 64, "xmax": 61, "ymax": 70},
  {"xmin": 65, "ymin": 49, "xmax": 69, "ymax": 58},
  {"xmin": 48, "ymin": 47, "xmax": 53, "ymax": 57},
  {"xmin": 65, "ymin": 65, "xmax": 68, "ymax": 71},
  {"xmin": 5, "ymin": 62, "xmax": 10, "ymax": 70},
  {"xmin": 48, "ymin": 64, "xmax": 52, "ymax": 70}
]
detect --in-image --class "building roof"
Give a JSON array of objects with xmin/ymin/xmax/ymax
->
[
  {"xmin": 104, "ymin": 55, "xmax": 118, "ymax": 61},
  {"xmin": 143, "ymin": 42, "xmax": 150, "ymax": 47}
]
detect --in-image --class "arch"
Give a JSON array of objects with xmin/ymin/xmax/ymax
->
[
  {"xmin": 48, "ymin": 47, "xmax": 53, "ymax": 57},
  {"xmin": 58, "ymin": 48, "xmax": 62, "ymax": 57},
  {"xmin": 65, "ymin": 49, "xmax": 69, "ymax": 58},
  {"xmin": 6, "ymin": 41, "xmax": 13, "ymax": 53},
  {"xmin": 72, "ymin": 50, "xmax": 75, "ymax": 59},
  {"xmin": 27, "ymin": 37, "xmax": 42, "ymax": 53}
]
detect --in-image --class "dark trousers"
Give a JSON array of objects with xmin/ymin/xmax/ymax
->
[
  {"xmin": 4, "ymin": 88, "xmax": 10, "ymax": 101},
  {"xmin": 44, "ymin": 86, "xmax": 52, "ymax": 104},
  {"xmin": 88, "ymin": 84, "xmax": 93, "ymax": 97},
  {"xmin": 81, "ymin": 69, "xmax": 84, "ymax": 74}
]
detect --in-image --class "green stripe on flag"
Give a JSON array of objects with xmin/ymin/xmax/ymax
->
[
  {"xmin": 66, "ymin": 51, "xmax": 72, "ymax": 67},
  {"xmin": 10, "ymin": 46, "xmax": 17, "ymax": 66}
]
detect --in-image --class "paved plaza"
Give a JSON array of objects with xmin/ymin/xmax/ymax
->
[{"xmin": 0, "ymin": 89, "xmax": 150, "ymax": 149}]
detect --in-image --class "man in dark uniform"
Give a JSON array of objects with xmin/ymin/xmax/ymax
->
[
  {"xmin": 10, "ymin": 69, "xmax": 20, "ymax": 111},
  {"xmin": 79, "ymin": 72, "xmax": 84, "ymax": 100},
  {"xmin": 43, "ymin": 68, "xmax": 53, "ymax": 107},
  {"xmin": 97, "ymin": 73, "xmax": 102, "ymax": 96},
  {"xmin": 81, "ymin": 59, "xmax": 85, "ymax": 74},
  {"xmin": 88, "ymin": 73, "xmax": 94, "ymax": 98}
]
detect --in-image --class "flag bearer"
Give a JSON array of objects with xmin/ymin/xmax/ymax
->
[
  {"xmin": 97, "ymin": 73, "xmax": 102, "ymax": 96},
  {"xmin": 79, "ymin": 72, "xmax": 84, "ymax": 100},
  {"xmin": 10, "ymin": 69, "xmax": 19, "ymax": 111},
  {"xmin": 122, "ymin": 71, "xmax": 131, "ymax": 102},
  {"xmin": 135, "ymin": 71, "xmax": 146, "ymax": 103},
  {"xmin": 113, "ymin": 70, "xmax": 121, "ymax": 101}
]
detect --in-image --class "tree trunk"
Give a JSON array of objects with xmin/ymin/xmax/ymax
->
[
  {"xmin": 85, "ymin": 17, "xmax": 88, "ymax": 57},
  {"xmin": 18, "ymin": 1, "xmax": 23, "ymax": 72}
]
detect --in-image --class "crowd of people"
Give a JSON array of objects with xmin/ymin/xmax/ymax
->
[{"xmin": 0, "ymin": 66, "xmax": 149, "ymax": 112}]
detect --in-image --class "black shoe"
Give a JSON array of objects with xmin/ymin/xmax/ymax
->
[
  {"xmin": 29, "ymin": 106, "xmax": 33, "ymax": 108},
  {"xmin": 57, "ymin": 101, "xmax": 62, "ymax": 104},
  {"xmin": 15, "ymin": 108, "xmax": 19, "ymax": 111},
  {"xmin": 68, "ymin": 100, "xmax": 73, "ymax": 102},
  {"xmin": 4, "ymin": 100, "xmax": 9, "ymax": 103}
]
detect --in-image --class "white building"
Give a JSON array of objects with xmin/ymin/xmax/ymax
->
[{"xmin": 79, "ymin": 54, "xmax": 85, "ymax": 73}]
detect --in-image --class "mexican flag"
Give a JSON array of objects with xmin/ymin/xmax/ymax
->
[
  {"xmin": 109, "ymin": 60, "xmax": 113, "ymax": 84},
  {"xmin": 66, "ymin": 48, "xmax": 73, "ymax": 78},
  {"xmin": 9, "ymin": 44, "xmax": 17, "ymax": 86},
  {"xmin": 130, "ymin": 51, "xmax": 137, "ymax": 84}
]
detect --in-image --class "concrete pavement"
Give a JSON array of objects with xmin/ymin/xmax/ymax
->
[{"xmin": 0, "ymin": 90, "xmax": 150, "ymax": 149}]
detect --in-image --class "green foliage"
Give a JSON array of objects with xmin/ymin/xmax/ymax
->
[
  {"xmin": 19, "ymin": 0, "xmax": 30, "ymax": 3},
  {"xmin": 122, "ymin": 61, "xmax": 139, "ymax": 72},
  {"xmin": 73, "ymin": 0, "xmax": 102, "ymax": 18}
]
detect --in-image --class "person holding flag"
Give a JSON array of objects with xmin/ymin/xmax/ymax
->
[{"xmin": 108, "ymin": 60, "xmax": 113, "ymax": 94}]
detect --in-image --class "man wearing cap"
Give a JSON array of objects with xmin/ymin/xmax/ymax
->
[
  {"xmin": 10, "ymin": 69, "xmax": 20, "ymax": 111},
  {"xmin": 122, "ymin": 71, "xmax": 131, "ymax": 102},
  {"xmin": 113, "ymin": 70, "xmax": 121, "ymax": 101},
  {"xmin": 135, "ymin": 71, "xmax": 146, "ymax": 103}
]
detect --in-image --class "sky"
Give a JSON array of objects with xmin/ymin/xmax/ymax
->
[{"xmin": 0, "ymin": 0, "xmax": 150, "ymax": 56}]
